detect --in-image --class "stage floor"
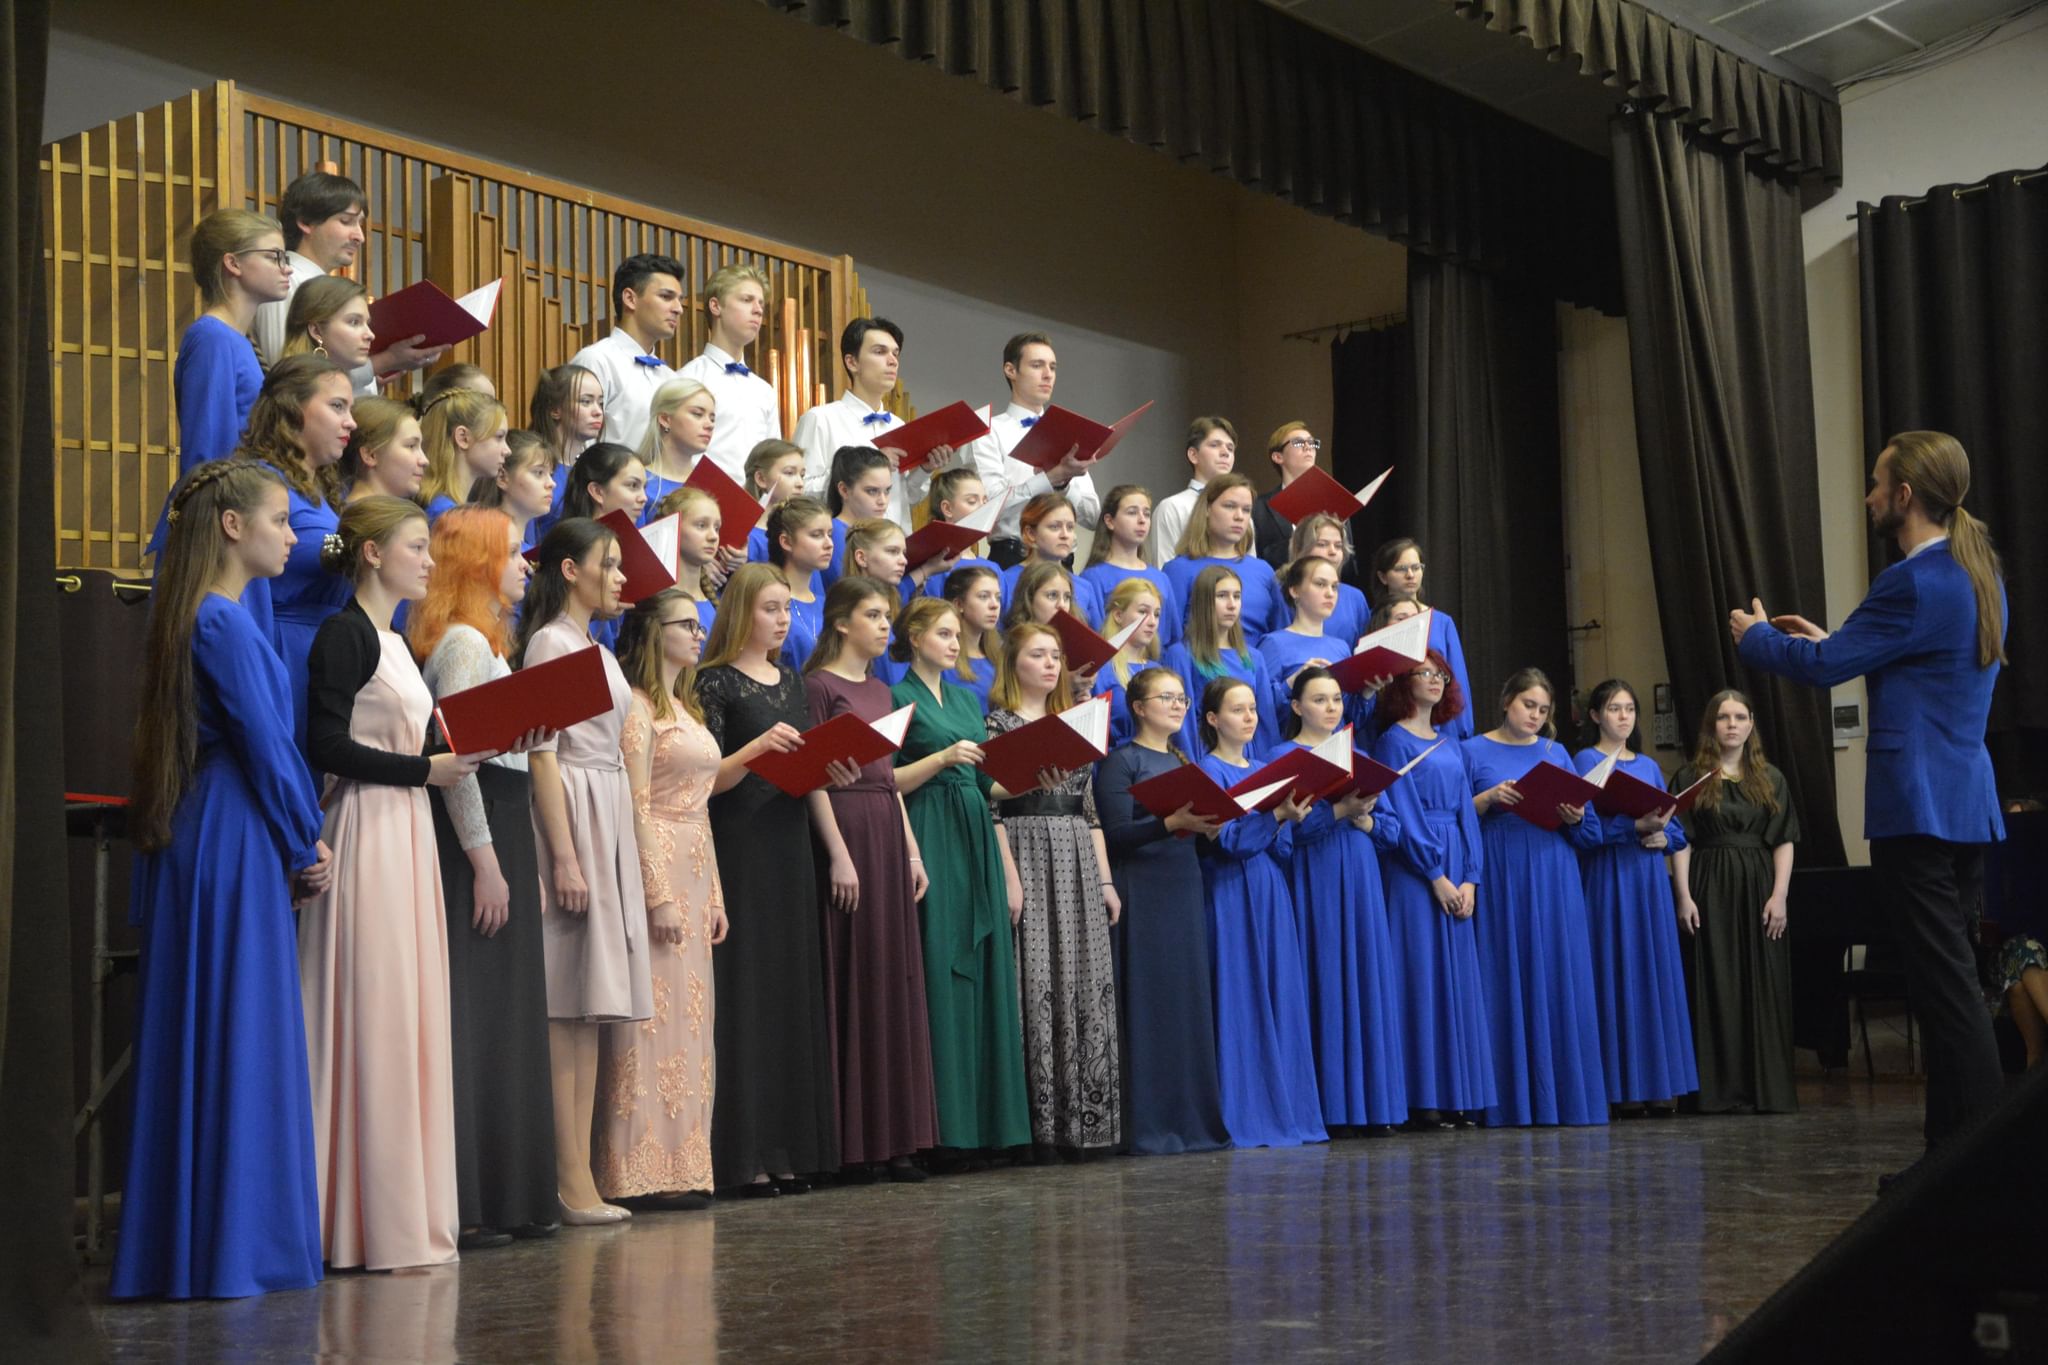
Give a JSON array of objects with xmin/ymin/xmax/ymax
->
[{"xmin": 89, "ymin": 1077, "xmax": 1927, "ymax": 1363}]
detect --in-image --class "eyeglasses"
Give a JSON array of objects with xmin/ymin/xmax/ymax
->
[
  {"xmin": 1283, "ymin": 437, "xmax": 1323, "ymax": 452},
  {"xmin": 236, "ymin": 248, "xmax": 291, "ymax": 269},
  {"xmin": 1410, "ymin": 669, "xmax": 1450, "ymax": 682},
  {"xmin": 1141, "ymin": 693, "xmax": 1190, "ymax": 708},
  {"xmin": 664, "ymin": 617, "xmax": 705, "ymax": 637},
  {"xmin": 1390, "ymin": 562, "xmax": 1426, "ymax": 575}
]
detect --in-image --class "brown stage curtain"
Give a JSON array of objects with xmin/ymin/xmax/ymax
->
[
  {"xmin": 1610, "ymin": 106, "xmax": 1845, "ymax": 865},
  {"xmin": 757, "ymin": 0, "xmax": 1624, "ymax": 313},
  {"xmin": 1448, "ymin": 0, "xmax": 1841, "ymax": 188}
]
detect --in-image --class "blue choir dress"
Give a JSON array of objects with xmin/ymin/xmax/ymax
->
[
  {"xmin": 1426, "ymin": 609, "xmax": 1474, "ymax": 741},
  {"xmin": 113, "ymin": 594, "xmax": 326, "ymax": 1299},
  {"xmin": 1196, "ymin": 752, "xmax": 1327, "ymax": 1148},
  {"xmin": 1369, "ymin": 723, "xmax": 1495, "ymax": 1115},
  {"xmin": 1328, "ymin": 582, "xmax": 1370, "ymax": 649},
  {"xmin": 999, "ymin": 560, "xmax": 1104, "ymax": 628},
  {"xmin": 918, "ymin": 555, "xmax": 1000, "ymax": 606},
  {"xmin": 779, "ymin": 587, "xmax": 825, "ymax": 672},
  {"xmin": 1094, "ymin": 744, "xmax": 1229, "ymax": 1154},
  {"xmin": 1461, "ymin": 735, "xmax": 1609, "ymax": 1127},
  {"xmin": 1077, "ymin": 562, "xmax": 1180, "ymax": 648},
  {"xmin": 146, "ymin": 316, "xmax": 263, "ymax": 561},
  {"xmin": 1161, "ymin": 641, "xmax": 1285, "ymax": 759},
  {"xmin": 1163, "ymin": 554, "xmax": 1283, "ymax": 645},
  {"xmin": 271, "ymin": 488, "xmax": 349, "ymax": 755},
  {"xmin": 1571, "ymin": 747, "xmax": 1700, "ymax": 1104},
  {"xmin": 1281, "ymin": 744, "xmax": 1410, "ymax": 1128}
]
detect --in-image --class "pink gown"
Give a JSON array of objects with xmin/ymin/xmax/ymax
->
[{"xmin": 298, "ymin": 629, "xmax": 459, "ymax": 1270}]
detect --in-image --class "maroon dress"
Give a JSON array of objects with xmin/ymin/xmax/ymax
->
[{"xmin": 807, "ymin": 669, "xmax": 940, "ymax": 1164}]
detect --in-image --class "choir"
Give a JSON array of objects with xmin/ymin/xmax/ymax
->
[{"xmin": 115, "ymin": 192, "xmax": 1777, "ymax": 1302}]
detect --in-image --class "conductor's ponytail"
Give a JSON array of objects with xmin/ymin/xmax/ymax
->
[{"xmin": 1886, "ymin": 431, "xmax": 2006, "ymax": 668}]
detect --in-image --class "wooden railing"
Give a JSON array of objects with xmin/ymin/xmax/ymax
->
[{"xmin": 43, "ymin": 81, "xmax": 861, "ymax": 571}]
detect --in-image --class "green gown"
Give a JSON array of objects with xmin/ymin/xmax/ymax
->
[
  {"xmin": 890, "ymin": 670, "xmax": 1031, "ymax": 1150},
  {"xmin": 1674, "ymin": 763, "xmax": 1801, "ymax": 1113}
]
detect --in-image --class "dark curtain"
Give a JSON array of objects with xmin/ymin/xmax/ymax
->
[
  {"xmin": 1610, "ymin": 107, "xmax": 1846, "ymax": 865},
  {"xmin": 760, "ymin": 0, "xmax": 1624, "ymax": 312},
  {"xmin": 2, "ymin": 0, "xmax": 94, "ymax": 1357},
  {"xmin": 1327, "ymin": 320, "xmax": 1413, "ymax": 596},
  {"xmin": 1858, "ymin": 166, "xmax": 2048, "ymax": 793}
]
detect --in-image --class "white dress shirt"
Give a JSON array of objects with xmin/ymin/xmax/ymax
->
[
  {"xmin": 792, "ymin": 391, "xmax": 932, "ymax": 530},
  {"xmin": 680, "ymin": 342, "xmax": 782, "ymax": 484},
  {"xmin": 251, "ymin": 250, "xmax": 376, "ymax": 394},
  {"xmin": 1147, "ymin": 479, "xmax": 1205, "ymax": 567},
  {"xmin": 569, "ymin": 327, "xmax": 674, "ymax": 451},
  {"xmin": 968, "ymin": 401, "xmax": 1101, "ymax": 542}
]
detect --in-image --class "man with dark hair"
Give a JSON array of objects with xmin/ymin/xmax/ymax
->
[
  {"xmin": 252, "ymin": 171, "xmax": 446, "ymax": 387},
  {"xmin": 968, "ymin": 331, "xmax": 1098, "ymax": 568},
  {"xmin": 792, "ymin": 315, "xmax": 948, "ymax": 529},
  {"xmin": 568, "ymin": 253, "xmax": 687, "ymax": 450}
]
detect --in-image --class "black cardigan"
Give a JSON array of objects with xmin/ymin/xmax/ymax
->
[{"xmin": 305, "ymin": 599, "xmax": 434, "ymax": 787}]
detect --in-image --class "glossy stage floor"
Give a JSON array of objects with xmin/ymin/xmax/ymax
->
[{"xmin": 91, "ymin": 1077, "xmax": 1927, "ymax": 1363}]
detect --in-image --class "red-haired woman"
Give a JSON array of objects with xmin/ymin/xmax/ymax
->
[
  {"xmin": 412, "ymin": 505, "xmax": 559, "ymax": 1245},
  {"xmin": 1368, "ymin": 651, "xmax": 1495, "ymax": 1128}
]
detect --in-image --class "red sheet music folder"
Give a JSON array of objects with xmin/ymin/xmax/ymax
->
[
  {"xmin": 1128, "ymin": 764, "xmax": 1292, "ymax": 836},
  {"xmin": 1582, "ymin": 750, "xmax": 1709, "ymax": 821},
  {"xmin": 1265, "ymin": 465, "xmax": 1392, "ymax": 527},
  {"xmin": 1226, "ymin": 729, "xmax": 1354, "ymax": 812},
  {"xmin": 744, "ymin": 703, "xmax": 916, "ymax": 799},
  {"xmin": 368, "ymin": 278, "xmax": 501, "ymax": 352},
  {"xmin": 1048, "ymin": 609, "xmax": 1139, "ymax": 676},
  {"xmin": 979, "ymin": 696, "xmax": 1111, "ymax": 795},
  {"xmin": 679, "ymin": 457, "xmax": 765, "ymax": 551},
  {"xmin": 902, "ymin": 494, "xmax": 1003, "ymax": 570},
  {"xmin": 1006, "ymin": 401, "xmax": 1154, "ymax": 472},
  {"xmin": 1321, "ymin": 738, "xmax": 1442, "ymax": 801},
  {"xmin": 432, "ymin": 643, "xmax": 611, "ymax": 755},
  {"xmin": 597, "ymin": 510, "xmax": 679, "ymax": 605},
  {"xmin": 1327, "ymin": 607, "xmax": 1433, "ymax": 692},
  {"xmin": 876, "ymin": 401, "xmax": 992, "ymax": 472},
  {"xmin": 1504, "ymin": 760, "xmax": 1605, "ymax": 831}
]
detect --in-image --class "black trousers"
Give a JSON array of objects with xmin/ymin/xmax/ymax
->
[{"xmin": 1869, "ymin": 834, "xmax": 2004, "ymax": 1148}]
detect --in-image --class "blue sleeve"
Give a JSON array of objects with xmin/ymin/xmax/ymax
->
[
  {"xmin": 1366, "ymin": 802, "xmax": 1402, "ymax": 853},
  {"xmin": 1251, "ymin": 652, "xmax": 1287, "ymax": 751},
  {"xmin": 1662, "ymin": 817, "xmax": 1689, "ymax": 854},
  {"xmin": 1294, "ymin": 796, "xmax": 1338, "ymax": 843},
  {"xmin": 1216, "ymin": 808, "xmax": 1282, "ymax": 860},
  {"xmin": 1454, "ymin": 749, "xmax": 1484, "ymax": 886},
  {"xmin": 1439, "ymin": 613, "xmax": 1475, "ymax": 738},
  {"xmin": 1564, "ymin": 806, "xmax": 1605, "ymax": 852},
  {"xmin": 1096, "ymin": 752, "xmax": 1172, "ymax": 855},
  {"xmin": 1738, "ymin": 564, "xmax": 1920, "ymax": 688},
  {"xmin": 195, "ymin": 605, "xmax": 324, "ymax": 869},
  {"xmin": 174, "ymin": 323, "xmax": 253, "ymax": 471}
]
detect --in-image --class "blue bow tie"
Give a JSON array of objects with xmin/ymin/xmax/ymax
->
[
  {"xmin": 1018, "ymin": 416, "xmax": 1038, "ymax": 428},
  {"xmin": 632, "ymin": 353, "xmax": 663, "ymax": 368},
  {"xmin": 724, "ymin": 361, "xmax": 751, "ymax": 377},
  {"xmin": 861, "ymin": 411, "xmax": 893, "ymax": 427}
]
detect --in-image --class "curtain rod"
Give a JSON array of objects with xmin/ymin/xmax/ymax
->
[
  {"xmin": 1282, "ymin": 311, "xmax": 1406, "ymax": 343},
  {"xmin": 1846, "ymin": 166, "xmax": 2047, "ymax": 219}
]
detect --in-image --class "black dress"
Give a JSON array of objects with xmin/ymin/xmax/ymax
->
[{"xmin": 699, "ymin": 663, "xmax": 839, "ymax": 1184}]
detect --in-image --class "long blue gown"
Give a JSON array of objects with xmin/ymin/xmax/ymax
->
[
  {"xmin": 1461, "ymin": 735, "xmax": 1609, "ymax": 1127},
  {"xmin": 1077, "ymin": 562, "xmax": 1180, "ymax": 648},
  {"xmin": 1282, "ymin": 749, "xmax": 1410, "ymax": 1127},
  {"xmin": 1369, "ymin": 724, "xmax": 1495, "ymax": 1115},
  {"xmin": 1196, "ymin": 753, "xmax": 1327, "ymax": 1148},
  {"xmin": 1163, "ymin": 554, "xmax": 1284, "ymax": 645},
  {"xmin": 113, "ymin": 594, "xmax": 326, "ymax": 1299},
  {"xmin": 1094, "ymin": 744, "xmax": 1229, "ymax": 1154},
  {"xmin": 271, "ymin": 488, "xmax": 349, "ymax": 755},
  {"xmin": 150, "ymin": 318, "xmax": 272, "ymax": 631},
  {"xmin": 1571, "ymin": 747, "xmax": 1700, "ymax": 1104},
  {"xmin": 1161, "ymin": 641, "xmax": 1285, "ymax": 759}
]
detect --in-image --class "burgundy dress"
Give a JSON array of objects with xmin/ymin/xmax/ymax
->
[{"xmin": 807, "ymin": 669, "xmax": 940, "ymax": 1164}]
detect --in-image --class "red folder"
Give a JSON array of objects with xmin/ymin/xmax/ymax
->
[
  {"xmin": 1503, "ymin": 759, "xmax": 1605, "ymax": 831},
  {"xmin": 1265, "ymin": 465, "xmax": 1393, "ymax": 527},
  {"xmin": 432, "ymin": 642, "xmax": 611, "ymax": 755},
  {"xmin": 1128, "ymin": 763, "xmax": 1293, "ymax": 836},
  {"xmin": 744, "ymin": 702, "xmax": 916, "ymax": 798},
  {"xmin": 1321, "ymin": 738, "xmax": 1443, "ymax": 801},
  {"xmin": 1327, "ymin": 606, "xmax": 1433, "ymax": 692},
  {"xmin": 681, "ymin": 458, "xmax": 765, "ymax": 551},
  {"xmin": 369, "ymin": 278, "xmax": 501, "ymax": 353},
  {"xmin": 875, "ymin": 401, "xmax": 993, "ymax": 472},
  {"xmin": 1049, "ymin": 608, "xmax": 1139, "ymax": 676},
  {"xmin": 597, "ymin": 510, "xmax": 678, "ymax": 605},
  {"xmin": 1226, "ymin": 729, "xmax": 1354, "ymax": 812},
  {"xmin": 1583, "ymin": 750, "xmax": 1708, "ymax": 821},
  {"xmin": 1007, "ymin": 401, "xmax": 1154, "ymax": 472},
  {"xmin": 902, "ymin": 493, "xmax": 1003, "ymax": 570},
  {"xmin": 980, "ymin": 696, "xmax": 1111, "ymax": 795}
]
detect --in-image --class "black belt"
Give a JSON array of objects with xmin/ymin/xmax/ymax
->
[{"xmin": 998, "ymin": 792, "xmax": 1085, "ymax": 819}]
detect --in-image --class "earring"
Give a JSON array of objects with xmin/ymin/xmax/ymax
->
[{"xmin": 314, "ymin": 342, "xmax": 329, "ymax": 357}]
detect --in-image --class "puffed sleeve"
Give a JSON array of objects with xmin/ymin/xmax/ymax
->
[
  {"xmin": 306, "ymin": 606, "xmax": 433, "ymax": 786},
  {"xmin": 194, "ymin": 602, "xmax": 323, "ymax": 870}
]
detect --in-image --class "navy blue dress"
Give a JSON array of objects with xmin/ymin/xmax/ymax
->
[
  {"xmin": 1196, "ymin": 752, "xmax": 1326, "ymax": 1148},
  {"xmin": 1282, "ymin": 748, "xmax": 1410, "ymax": 1127},
  {"xmin": 1369, "ymin": 724, "xmax": 1495, "ymax": 1114},
  {"xmin": 113, "ymin": 594, "xmax": 326, "ymax": 1298},
  {"xmin": 1093, "ymin": 744, "xmax": 1228, "ymax": 1155},
  {"xmin": 1462, "ymin": 735, "xmax": 1608, "ymax": 1127},
  {"xmin": 272, "ymin": 488, "xmax": 349, "ymax": 755},
  {"xmin": 1571, "ymin": 747, "xmax": 1700, "ymax": 1104}
]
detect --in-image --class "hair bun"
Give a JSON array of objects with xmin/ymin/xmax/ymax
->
[{"xmin": 319, "ymin": 531, "xmax": 351, "ymax": 574}]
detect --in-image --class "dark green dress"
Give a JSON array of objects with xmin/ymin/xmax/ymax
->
[
  {"xmin": 1675, "ymin": 763, "xmax": 1800, "ymax": 1113},
  {"xmin": 890, "ymin": 670, "xmax": 1031, "ymax": 1150}
]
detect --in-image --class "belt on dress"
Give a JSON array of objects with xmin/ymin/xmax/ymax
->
[{"xmin": 998, "ymin": 792, "xmax": 1084, "ymax": 819}]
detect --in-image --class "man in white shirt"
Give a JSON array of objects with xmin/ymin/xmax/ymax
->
[
  {"xmin": 1147, "ymin": 416, "xmax": 1240, "ymax": 565},
  {"xmin": 968, "ymin": 331, "xmax": 1101, "ymax": 569},
  {"xmin": 251, "ymin": 171, "xmax": 446, "ymax": 392},
  {"xmin": 792, "ymin": 316, "xmax": 948, "ymax": 530},
  {"xmin": 568, "ymin": 253, "xmax": 686, "ymax": 451},
  {"xmin": 678, "ymin": 263, "xmax": 783, "ymax": 484}
]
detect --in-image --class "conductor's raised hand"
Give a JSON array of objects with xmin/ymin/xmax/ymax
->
[{"xmin": 1727, "ymin": 597, "xmax": 1768, "ymax": 647}]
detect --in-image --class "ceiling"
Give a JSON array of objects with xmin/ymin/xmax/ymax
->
[{"xmin": 1263, "ymin": 0, "xmax": 2035, "ymax": 156}]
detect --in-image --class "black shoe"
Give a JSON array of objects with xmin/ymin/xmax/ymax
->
[
  {"xmin": 840, "ymin": 1165, "xmax": 878, "ymax": 1186},
  {"xmin": 739, "ymin": 1181, "xmax": 781, "ymax": 1200},
  {"xmin": 636, "ymin": 1190, "xmax": 713, "ymax": 1211},
  {"xmin": 458, "ymin": 1227, "xmax": 514, "ymax": 1251},
  {"xmin": 1646, "ymin": 1103, "xmax": 1678, "ymax": 1119},
  {"xmin": 1361, "ymin": 1124, "xmax": 1398, "ymax": 1139},
  {"xmin": 775, "ymin": 1176, "xmax": 813, "ymax": 1195},
  {"xmin": 887, "ymin": 1160, "xmax": 928, "ymax": 1184},
  {"xmin": 1404, "ymin": 1112, "xmax": 1456, "ymax": 1132},
  {"xmin": 1452, "ymin": 1112, "xmax": 1479, "ymax": 1129},
  {"xmin": 509, "ymin": 1222, "xmax": 559, "ymax": 1239}
]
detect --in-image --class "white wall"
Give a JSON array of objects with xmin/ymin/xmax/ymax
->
[{"xmin": 1801, "ymin": 5, "xmax": 2048, "ymax": 860}]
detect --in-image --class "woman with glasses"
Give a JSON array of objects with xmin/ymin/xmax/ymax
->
[
  {"xmin": 1367, "ymin": 538, "xmax": 1475, "ymax": 739},
  {"xmin": 1250, "ymin": 422, "xmax": 1324, "ymax": 570},
  {"xmin": 1092, "ymin": 667, "xmax": 1230, "ymax": 1154}
]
